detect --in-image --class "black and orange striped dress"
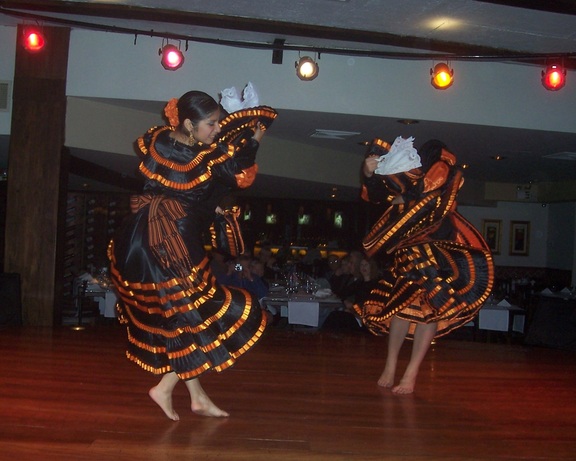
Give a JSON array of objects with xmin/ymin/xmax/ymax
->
[
  {"xmin": 108, "ymin": 108, "xmax": 276, "ymax": 380},
  {"xmin": 353, "ymin": 139, "xmax": 494, "ymax": 340}
]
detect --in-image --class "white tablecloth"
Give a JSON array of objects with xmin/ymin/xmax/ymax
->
[
  {"xmin": 478, "ymin": 304, "xmax": 525, "ymax": 333},
  {"xmin": 288, "ymin": 301, "xmax": 320, "ymax": 327},
  {"xmin": 262, "ymin": 293, "xmax": 345, "ymax": 327},
  {"xmin": 96, "ymin": 291, "xmax": 117, "ymax": 318}
]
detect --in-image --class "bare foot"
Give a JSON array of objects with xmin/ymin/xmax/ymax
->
[
  {"xmin": 391, "ymin": 377, "xmax": 415, "ymax": 394},
  {"xmin": 377, "ymin": 367, "xmax": 395, "ymax": 388},
  {"xmin": 149, "ymin": 386, "xmax": 180, "ymax": 421},
  {"xmin": 191, "ymin": 393, "xmax": 230, "ymax": 418}
]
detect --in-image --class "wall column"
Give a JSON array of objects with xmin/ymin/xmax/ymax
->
[{"xmin": 4, "ymin": 26, "xmax": 70, "ymax": 326}]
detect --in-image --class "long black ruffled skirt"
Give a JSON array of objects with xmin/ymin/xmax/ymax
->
[
  {"xmin": 354, "ymin": 239, "xmax": 494, "ymax": 340},
  {"xmin": 107, "ymin": 211, "xmax": 267, "ymax": 380}
]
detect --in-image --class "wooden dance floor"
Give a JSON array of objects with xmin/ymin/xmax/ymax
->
[{"xmin": 1, "ymin": 321, "xmax": 575, "ymax": 460}]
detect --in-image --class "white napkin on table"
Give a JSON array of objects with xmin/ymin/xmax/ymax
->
[
  {"xmin": 540, "ymin": 288, "xmax": 553, "ymax": 295},
  {"xmin": 314, "ymin": 288, "xmax": 333, "ymax": 298},
  {"xmin": 561, "ymin": 287, "xmax": 571, "ymax": 294},
  {"xmin": 497, "ymin": 299, "xmax": 511, "ymax": 307},
  {"xmin": 77, "ymin": 272, "xmax": 94, "ymax": 282}
]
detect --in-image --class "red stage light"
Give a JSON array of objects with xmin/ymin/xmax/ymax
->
[
  {"xmin": 159, "ymin": 44, "xmax": 184, "ymax": 71},
  {"xmin": 23, "ymin": 27, "xmax": 46, "ymax": 52},
  {"xmin": 541, "ymin": 64, "xmax": 566, "ymax": 91}
]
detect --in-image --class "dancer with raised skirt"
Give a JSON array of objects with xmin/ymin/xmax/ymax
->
[{"xmin": 354, "ymin": 136, "xmax": 494, "ymax": 394}]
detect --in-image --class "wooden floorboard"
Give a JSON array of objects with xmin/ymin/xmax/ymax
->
[{"xmin": 0, "ymin": 322, "xmax": 575, "ymax": 460}]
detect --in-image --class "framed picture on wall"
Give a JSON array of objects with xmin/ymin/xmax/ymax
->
[
  {"xmin": 510, "ymin": 221, "xmax": 530, "ymax": 256},
  {"xmin": 482, "ymin": 219, "xmax": 501, "ymax": 255}
]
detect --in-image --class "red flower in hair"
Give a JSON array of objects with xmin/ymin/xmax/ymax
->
[{"xmin": 164, "ymin": 98, "xmax": 179, "ymax": 127}]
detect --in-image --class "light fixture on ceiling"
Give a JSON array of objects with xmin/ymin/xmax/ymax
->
[
  {"xmin": 296, "ymin": 54, "xmax": 319, "ymax": 81},
  {"xmin": 397, "ymin": 119, "xmax": 419, "ymax": 125},
  {"xmin": 159, "ymin": 41, "xmax": 184, "ymax": 71},
  {"xmin": 310, "ymin": 129, "xmax": 360, "ymax": 140},
  {"xmin": 541, "ymin": 63, "xmax": 566, "ymax": 91},
  {"xmin": 490, "ymin": 155, "xmax": 506, "ymax": 161},
  {"xmin": 22, "ymin": 25, "xmax": 46, "ymax": 52},
  {"xmin": 430, "ymin": 62, "xmax": 454, "ymax": 89}
]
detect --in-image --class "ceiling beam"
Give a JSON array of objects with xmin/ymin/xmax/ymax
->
[{"xmin": 1, "ymin": 0, "xmax": 574, "ymax": 65}]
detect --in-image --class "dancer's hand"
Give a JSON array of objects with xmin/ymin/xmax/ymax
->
[
  {"xmin": 363, "ymin": 155, "xmax": 379, "ymax": 177},
  {"xmin": 252, "ymin": 123, "xmax": 265, "ymax": 142}
]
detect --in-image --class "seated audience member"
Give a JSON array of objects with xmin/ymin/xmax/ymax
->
[
  {"xmin": 319, "ymin": 254, "xmax": 340, "ymax": 280},
  {"xmin": 330, "ymin": 254, "xmax": 362, "ymax": 301},
  {"xmin": 301, "ymin": 246, "xmax": 323, "ymax": 276},
  {"xmin": 324, "ymin": 256, "xmax": 378, "ymax": 332},
  {"xmin": 344, "ymin": 257, "xmax": 381, "ymax": 310},
  {"xmin": 327, "ymin": 255, "xmax": 344, "ymax": 289},
  {"xmin": 218, "ymin": 254, "xmax": 269, "ymax": 303},
  {"xmin": 348, "ymin": 250, "xmax": 364, "ymax": 279},
  {"xmin": 250, "ymin": 259, "xmax": 269, "ymax": 291},
  {"xmin": 257, "ymin": 246, "xmax": 282, "ymax": 282}
]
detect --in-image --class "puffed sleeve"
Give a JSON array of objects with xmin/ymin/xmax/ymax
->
[
  {"xmin": 361, "ymin": 173, "xmax": 392, "ymax": 204},
  {"xmin": 212, "ymin": 136, "xmax": 259, "ymax": 189}
]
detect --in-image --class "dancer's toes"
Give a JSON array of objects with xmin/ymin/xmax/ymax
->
[
  {"xmin": 193, "ymin": 406, "xmax": 230, "ymax": 418},
  {"xmin": 391, "ymin": 379, "xmax": 415, "ymax": 395},
  {"xmin": 377, "ymin": 370, "xmax": 394, "ymax": 388},
  {"xmin": 149, "ymin": 386, "xmax": 180, "ymax": 421},
  {"xmin": 192, "ymin": 395, "xmax": 230, "ymax": 418}
]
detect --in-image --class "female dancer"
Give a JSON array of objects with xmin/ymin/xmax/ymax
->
[
  {"xmin": 108, "ymin": 90, "xmax": 276, "ymax": 419},
  {"xmin": 354, "ymin": 137, "xmax": 494, "ymax": 394}
]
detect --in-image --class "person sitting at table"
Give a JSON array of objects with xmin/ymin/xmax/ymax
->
[
  {"xmin": 310, "ymin": 254, "xmax": 335, "ymax": 290},
  {"xmin": 301, "ymin": 246, "xmax": 323, "ymax": 277},
  {"xmin": 250, "ymin": 258, "xmax": 269, "ymax": 291},
  {"xmin": 318, "ymin": 254, "xmax": 340, "ymax": 284},
  {"xmin": 343, "ymin": 256, "xmax": 381, "ymax": 311},
  {"xmin": 218, "ymin": 254, "xmax": 269, "ymax": 304},
  {"xmin": 330, "ymin": 252, "xmax": 362, "ymax": 301},
  {"xmin": 257, "ymin": 246, "xmax": 282, "ymax": 283},
  {"xmin": 323, "ymin": 256, "xmax": 379, "ymax": 332}
]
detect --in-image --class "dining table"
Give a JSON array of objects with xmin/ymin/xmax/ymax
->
[
  {"xmin": 76, "ymin": 274, "xmax": 118, "ymax": 319},
  {"xmin": 463, "ymin": 299, "xmax": 526, "ymax": 342},
  {"xmin": 86, "ymin": 285, "xmax": 118, "ymax": 318},
  {"xmin": 261, "ymin": 287, "xmax": 349, "ymax": 328},
  {"xmin": 476, "ymin": 300, "xmax": 525, "ymax": 334}
]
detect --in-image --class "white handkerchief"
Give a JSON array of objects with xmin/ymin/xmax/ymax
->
[
  {"xmin": 375, "ymin": 136, "xmax": 421, "ymax": 175},
  {"xmin": 241, "ymin": 81, "xmax": 259, "ymax": 108},
  {"xmin": 314, "ymin": 288, "xmax": 333, "ymax": 298},
  {"xmin": 220, "ymin": 81, "xmax": 260, "ymax": 113},
  {"xmin": 497, "ymin": 299, "xmax": 511, "ymax": 307},
  {"xmin": 219, "ymin": 86, "xmax": 243, "ymax": 113}
]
